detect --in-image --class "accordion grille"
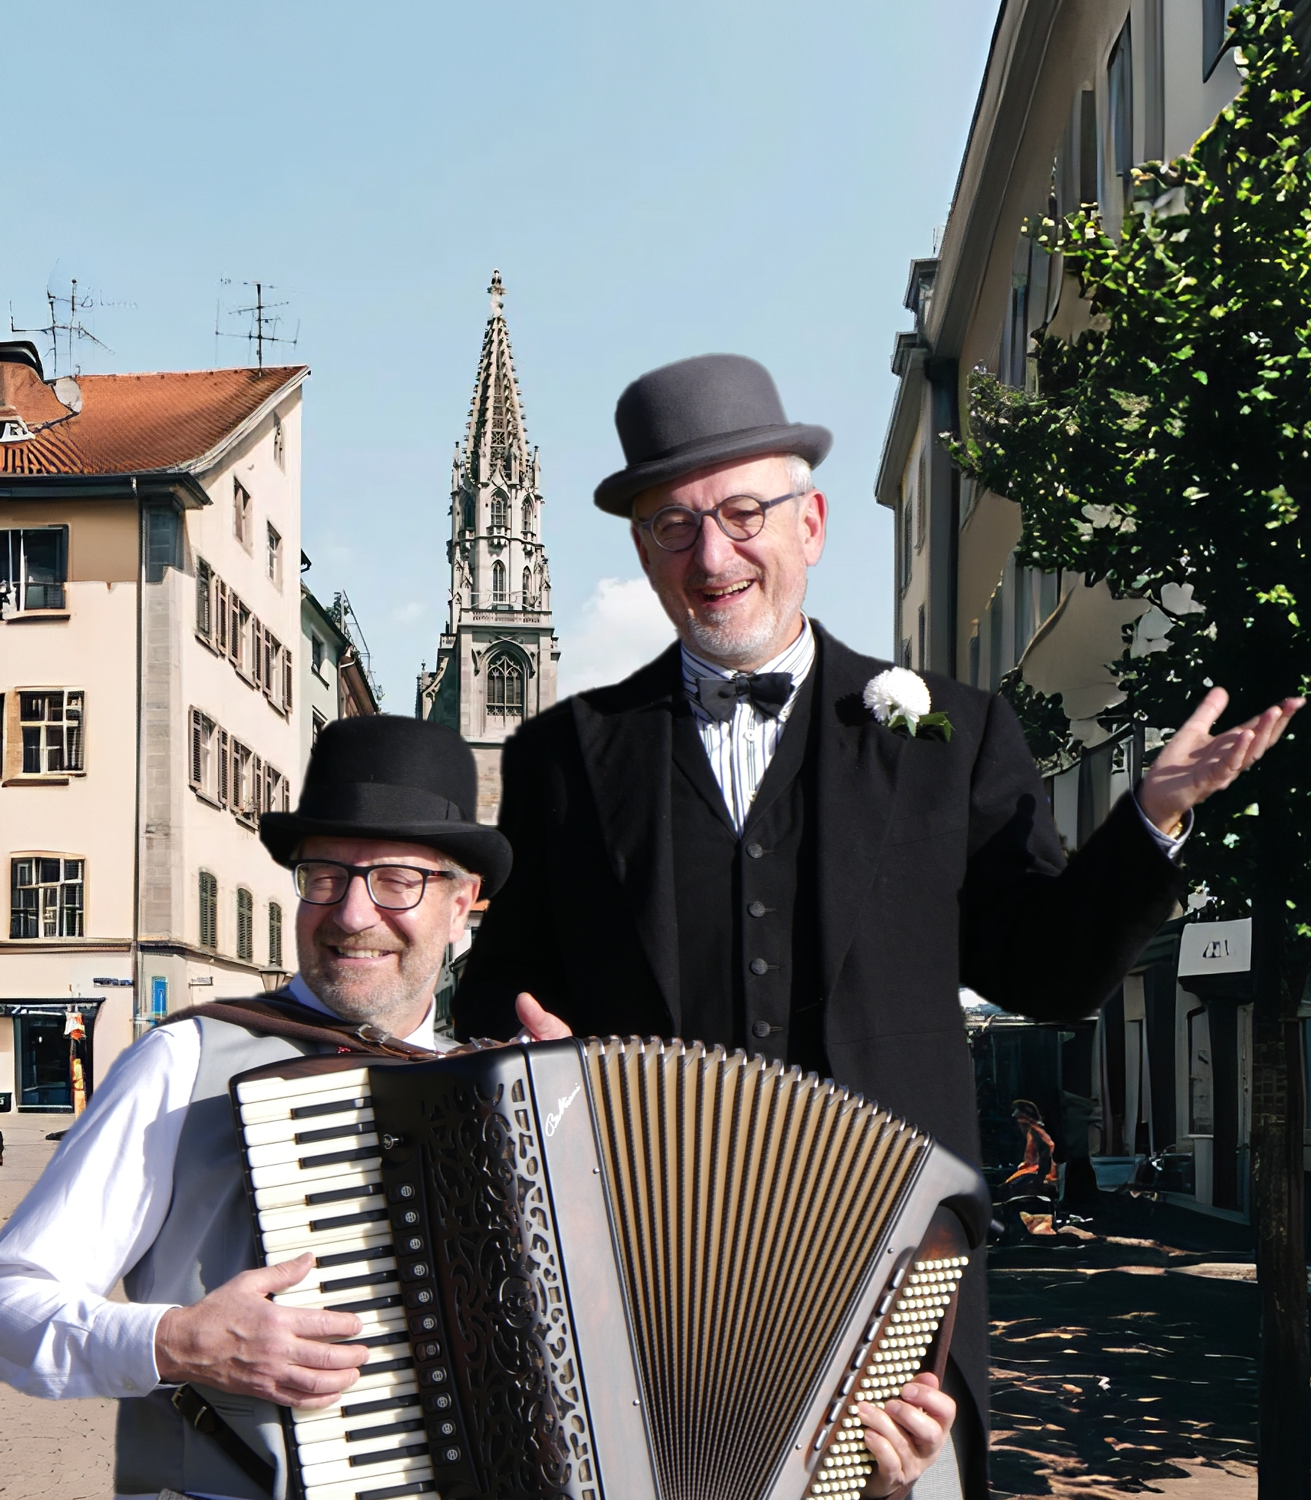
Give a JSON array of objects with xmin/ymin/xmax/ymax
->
[{"xmin": 583, "ymin": 1039, "xmax": 929, "ymax": 1500}]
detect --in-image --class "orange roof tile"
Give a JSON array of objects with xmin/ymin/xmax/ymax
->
[{"xmin": 0, "ymin": 363, "xmax": 307, "ymax": 477}]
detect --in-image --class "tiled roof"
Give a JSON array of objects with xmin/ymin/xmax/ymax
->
[{"xmin": 0, "ymin": 363, "xmax": 307, "ymax": 477}]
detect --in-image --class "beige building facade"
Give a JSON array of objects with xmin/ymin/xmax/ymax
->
[
  {"xmin": 877, "ymin": 0, "xmax": 1267, "ymax": 1216},
  {"xmin": 0, "ymin": 345, "xmax": 308, "ymax": 1111}
]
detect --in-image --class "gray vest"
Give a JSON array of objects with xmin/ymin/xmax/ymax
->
[{"xmin": 115, "ymin": 1014, "xmax": 323, "ymax": 1500}]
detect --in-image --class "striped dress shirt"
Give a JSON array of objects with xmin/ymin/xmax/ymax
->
[{"xmin": 682, "ymin": 617, "xmax": 817, "ymax": 833}]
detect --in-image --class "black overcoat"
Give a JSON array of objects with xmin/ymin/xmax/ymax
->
[{"xmin": 454, "ymin": 624, "xmax": 1187, "ymax": 1493}]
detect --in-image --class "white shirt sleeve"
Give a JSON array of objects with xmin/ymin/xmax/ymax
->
[{"xmin": 0, "ymin": 1020, "xmax": 201, "ymax": 1399}]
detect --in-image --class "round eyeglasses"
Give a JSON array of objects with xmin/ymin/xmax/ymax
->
[
  {"xmin": 636, "ymin": 489, "xmax": 806, "ymax": 553},
  {"xmin": 293, "ymin": 860, "xmax": 460, "ymax": 911}
]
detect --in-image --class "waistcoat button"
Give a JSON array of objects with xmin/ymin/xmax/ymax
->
[
  {"xmin": 749, "ymin": 957, "xmax": 769, "ymax": 975},
  {"xmin": 745, "ymin": 841, "xmax": 764, "ymax": 859},
  {"xmin": 748, "ymin": 900, "xmax": 767, "ymax": 918},
  {"xmin": 751, "ymin": 1020, "xmax": 772, "ymax": 1039}
]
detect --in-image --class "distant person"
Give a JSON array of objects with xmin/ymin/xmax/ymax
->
[
  {"xmin": 1003, "ymin": 1099, "xmax": 1059, "ymax": 1198},
  {"xmin": 455, "ymin": 351, "xmax": 1301, "ymax": 1498}
]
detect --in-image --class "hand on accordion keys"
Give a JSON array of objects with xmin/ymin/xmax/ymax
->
[{"xmin": 857, "ymin": 1371, "xmax": 956, "ymax": 1498}]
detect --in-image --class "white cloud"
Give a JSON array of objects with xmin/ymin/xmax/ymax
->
[{"xmin": 558, "ymin": 577, "xmax": 676, "ymax": 697}]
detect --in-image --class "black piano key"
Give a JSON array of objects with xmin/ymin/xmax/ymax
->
[
  {"xmin": 316, "ymin": 1243, "xmax": 397, "ymax": 1270},
  {"xmin": 294, "ymin": 1120, "xmax": 374, "ymax": 1147},
  {"xmin": 290, "ymin": 1094, "xmax": 368, "ymax": 1120},
  {"xmin": 361, "ymin": 1356, "xmax": 414, "ymax": 1375},
  {"xmin": 298, "ymin": 1145, "xmax": 381, "ymax": 1170},
  {"xmin": 308, "ymin": 1207, "xmax": 389, "ymax": 1233},
  {"xmin": 346, "ymin": 1417, "xmax": 427, "ymax": 1443},
  {"xmin": 318, "ymin": 1269, "xmax": 399, "ymax": 1295},
  {"xmin": 358, "ymin": 1330, "xmax": 410, "ymax": 1350},
  {"xmin": 325, "ymin": 1293, "xmax": 402, "ymax": 1314},
  {"xmin": 304, "ymin": 1182, "xmax": 384, "ymax": 1207},
  {"xmin": 348, "ymin": 1440, "xmax": 431, "ymax": 1468},
  {"xmin": 340, "ymin": 1393, "xmax": 421, "ymax": 1421},
  {"xmin": 354, "ymin": 1481, "xmax": 437, "ymax": 1500}
]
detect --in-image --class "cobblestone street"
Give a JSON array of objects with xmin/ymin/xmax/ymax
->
[
  {"xmin": 988, "ymin": 1197, "xmax": 1258, "ymax": 1498},
  {"xmin": 0, "ymin": 1113, "xmax": 117, "ymax": 1500}
]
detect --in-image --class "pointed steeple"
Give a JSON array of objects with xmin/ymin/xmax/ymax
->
[
  {"xmin": 461, "ymin": 269, "xmax": 532, "ymax": 489},
  {"xmin": 419, "ymin": 270, "xmax": 559, "ymax": 826}
]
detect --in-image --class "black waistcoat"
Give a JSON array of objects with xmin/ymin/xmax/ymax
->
[{"xmin": 669, "ymin": 670, "xmax": 827, "ymax": 1074}]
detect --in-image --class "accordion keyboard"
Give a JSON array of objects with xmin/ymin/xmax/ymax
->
[{"xmin": 235, "ymin": 1065, "xmax": 454, "ymax": 1500}]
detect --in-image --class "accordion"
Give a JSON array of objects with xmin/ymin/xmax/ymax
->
[{"xmin": 232, "ymin": 1037, "xmax": 989, "ymax": 1500}]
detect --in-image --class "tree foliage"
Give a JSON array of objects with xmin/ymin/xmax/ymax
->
[{"xmin": 953, "ymin": 0, "xmax": 1311, "ymax": 933}]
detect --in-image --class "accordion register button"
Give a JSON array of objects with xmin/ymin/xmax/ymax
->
[
  {"xmin": 401, "ymin": 1262, "xmax": 431, "ymax": 1281},
  {"xmin": 400, "ymin": 1235, "xmax": 425, "ymax": 1253},
  {"xmin": 409, "ymin": 1314, "xmax": 438, "ymax": 1335},
  {"xmin": 386, "ymin": 1184, "xmax": 416, "ymax": 1203},
  {"xmin": 391, "ymin": 1208, "xmax": 421, "ymax": 1228},
  {"xmin": 422, "ymin": 1393, "xmax": 452, "ymax": 1413},
  {"xmin": 404, "ymin": 1288, "xmax": 434, "ymax": 1308},
  {"xmin": 422, "ymin": 1366, "xmax": 449, "ymax": 1386}
]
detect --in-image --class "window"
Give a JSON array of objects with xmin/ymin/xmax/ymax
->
[
  {"xmin": 915, "ymin": 449, "xmax": 928, "ymax": 550},
  {"xmin": 522, "ymin": 500, "xmax": 535, "ymax": 537},
  {"xmin": 14, "ymin": 690, "xmax": 83, "ymax": 775},
  {"xmin": 1187, "ymin": 1007, "xmax": 1214, "ymax": 1134},
  {"xmin": 190, "ymin": 709, "xmax": 216, "ymax": 799},
  {"xmin": 312, "ymin": 708, "xmax": 326, "ymax": 744},
  {"xmin": 490, "ymin": 495, "xmax": 509, "ymax": 532},
  {"xmin": 917, "ymin": 604, "xmax": 926, "ymax": 670},
  {"xmin": 1, "ymin": 527, "xmax": 68, "ymax": 612},
  {"xmin": 236, "ymin": 887, "xmax": 254, "ymax": 962},
  {"xmin": 231, "ymin": 597, "xmax": 251, "ymax": 676},
  {"xmin": 231, "ymin": 740, "xmax": 257, "ymax": 824},
  {"xmin": 1108, "ymin": 20, "xmax": 1134, "ymax": 208},
  {"xmin": 10, "ymin": 857, "xmax": 83, "ymax": 938},
  {"xmin": 269, "ymin": 901, "xmax": 283, "ymax": 969},
  {"xmin": 215, "ymin": 578, "xmax": 230, "ymax": 654},
  {"xmin": 899, "ymin": 494, "xmax": 913, "ymax": 592},
  {"xmin": 267, "ymin": 523, "xmax": 283, "ymax": 587},
  {"xmin": 251, "ymin": 617, "xmax": 265, "ymax": 692},
  {"xmin": 491, "ymin": 560, "xmax": 507, "ymax": 604},
  {"xmin": 199, "ymin": 870, "xmax": 218, "ymax": 949},
  {"xmin": 283, "ymin": 648, "xmax": 293, "ymax": 714},
  {"xmin": 311, "ymin": 633, "xmax": 325, "ymax": 676},
  {"xmin": 486, "ymin": 650, "xmax": 524, "ymax": 719},
  {"xmin": 1078, "ymin": 88, "xmax": 1098, "ymax": 205},
  {"xmin": 273, "ymin": 412, "xmax": 285, "ymax": 469},
  {"xmin": 196, "ymin": 558, "xmax": 213, "ymax": 640},
  {"xmin": 234, "ymin": 480, "xmax": 252, "ymax": 547}
]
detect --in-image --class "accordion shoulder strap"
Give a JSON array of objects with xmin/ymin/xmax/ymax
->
[{"xmin": 163, "ymin": 997, "xmax": 437, "ymax": 1059}]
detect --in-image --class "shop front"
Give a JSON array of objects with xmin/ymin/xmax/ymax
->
[{"xmin": 0, "ymin": 1003, "xmax": 100, "ymax": 1113}]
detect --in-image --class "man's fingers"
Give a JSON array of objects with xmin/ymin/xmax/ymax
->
[
  {"xmin": 287, "ymin": 1336, "xmax": 370, "ymax": 1371},
  {"xmin": 1177, "ymin": 685, "xmax": 1230, "ymax": 741},
  {"xmin": 239, "ymin": 1253, "xmax": 313, "ymax": 1295},
  {"xmin": 284, "ymin": 1307, "xmax": 365, "ymax": 1341},
  {"xmin": 514, "ymin": 992, "xmax": 573, "ymax": 1041}
]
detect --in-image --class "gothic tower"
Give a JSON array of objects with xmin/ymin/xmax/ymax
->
[{"xmin": 417, "ymin": 271, "xmax": 559, "ymax": 823}]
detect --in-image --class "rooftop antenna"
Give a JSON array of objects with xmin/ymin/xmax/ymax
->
[
  {"xmin": 214, "ymin": 279, "xmax": 300, "ymax": 373},
  {"xmin": 9, "ymin": 277, "xmax": 130, "ymax": 377},
  {"xmin": 328, "ymin": 590, "xmax": 384, "ymax": 703}
]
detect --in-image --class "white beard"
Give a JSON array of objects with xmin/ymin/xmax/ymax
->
[{"xmin": 678, "ymin": 572, "xmax": 808, "ymax": 669}]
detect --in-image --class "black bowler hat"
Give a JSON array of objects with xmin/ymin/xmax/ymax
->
[
  {"xmin": 260, "ymin": 716, "xmax": 512, "ymax": 896},
  {"xmin": 593, "ymin": 353, "xmax": 832, "ymax": 517}
]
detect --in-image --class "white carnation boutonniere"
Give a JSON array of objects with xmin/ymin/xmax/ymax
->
[{"xmin": 862, "ymin": 667, "xmax": 954, "ymax": 741}]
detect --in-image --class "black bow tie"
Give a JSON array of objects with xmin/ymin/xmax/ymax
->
[{"xmin": 693, "ymin": 672, "xmax": 793, "ymax": 723}]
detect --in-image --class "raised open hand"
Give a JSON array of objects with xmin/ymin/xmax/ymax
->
[{"xmin": 1137, "ymin": 686, "xmax": 1304, "ymax": 836}]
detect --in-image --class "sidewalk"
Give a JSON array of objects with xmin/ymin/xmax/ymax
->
[{"xmin": 0, "ymin": 1111, "xmax": 116, "ymax": 1500}]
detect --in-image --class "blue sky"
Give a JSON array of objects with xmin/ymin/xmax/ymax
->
[{"xmin": 5, "ymin": 1, "xmax": 998, "ymax": 703}]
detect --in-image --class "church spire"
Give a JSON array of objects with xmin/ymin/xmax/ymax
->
[{"xmin": 418, "ymin": 270, "xmax": 559, "ymax": 823}]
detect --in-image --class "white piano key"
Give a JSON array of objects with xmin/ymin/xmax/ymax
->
[
  {"xmin": 300, "ymin": 1448, "xmax": 433, "ymax": 1489},
  {"xmin": 262, "ymin": 1216, "xmax": 393, "ymax": 1253},
  {"xmin": 255, "ymin": 1195, "xmax": 386, "ymax": 1234},
  {"xmin": 249, "ymin": 1155, "xmax": 382, "ymax": 1191},
  {"xmin": 243, "ymin": 1107, "xmax": 375, "ymax": 1148},
  {"xmin": 292, "ymin": 1387, "xmax": 421, "ymax": 1436},
  {"xmin": 235, "ymin": 1068, "xmax": 371, "ymax": 1106},
  {"xmin": 297, "ymin": 1423, "xmax": 431, "ymax": 1467},
  {"xmin": 246, "ymin": 1130, "xmax": 381, "ymax": 1170},
  {"xmin": 263, "ymin": 1226, "xmax": 395, "ymax": 1263},
  {"xmin": 302, "ymin": 1465, "xmax": 435, "ymax": 1500},
  {"xmin": 292, "ymin": 1376, "xmax": 419, "ymax": 1425},
  {"xmin": 252, "ymin": 1168, "xmax": 381, "ymax": 1211},
  {"xmin": 239, "ymin": 1090, "xmax": 372, "ymax": 1129}
]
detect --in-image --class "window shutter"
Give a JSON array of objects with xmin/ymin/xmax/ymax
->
[
  {"xmin": 216, "ymin": 580, "xmax": 229, "ymax": 654},
  {"xmin": 2, "ymin": 693, "xmax": 21, "ymax": 781},
  {"xmin": 282, "ymin": 773, "xmax": 291, "ymax": 813},
  {"xmin": 218, "ymin": 729, "xmax": 229, "ymax": 807},
  {"xmin": 190, "ymin": 708, "xmax": 202, "ymax": 788},
  {"xmin": 283, "ymin": 648, "xmax": 293, "ymax": 713},
  {"xmin": 196, "ymin": 560, "xmax": 212, "ymax": 639},
  {"xmin": 251, "ymin": 754, "xmax": 263, "ymax": 815}
]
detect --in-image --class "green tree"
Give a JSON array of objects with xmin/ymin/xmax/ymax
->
[{"xmin": 953, "ymin": 4, "xmax": 1311, "ymax": 1492}]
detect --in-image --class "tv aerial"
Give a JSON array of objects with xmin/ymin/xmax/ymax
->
[{"xmin": 215, "ymin": 279, "xmax": 300, "ymax": 371}]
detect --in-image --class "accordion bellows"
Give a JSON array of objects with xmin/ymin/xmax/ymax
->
[{"xmin": 234, "ymin": 1037, "xmax": 988, "ymax": 1500}]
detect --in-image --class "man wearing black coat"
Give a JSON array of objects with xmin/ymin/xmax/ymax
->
[{"xmin": 455, "ymin": 353, "xmax": 1299, "ymax": 1497}]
